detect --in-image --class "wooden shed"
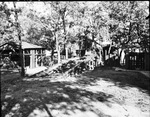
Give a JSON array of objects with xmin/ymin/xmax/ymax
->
[
  {"xmin": 22, "ymin": 42, "xmax": 46, "ymax": 69},
  {"xmin": 0, "ymin": 41, "xmax": 46, "ymax": 69}
]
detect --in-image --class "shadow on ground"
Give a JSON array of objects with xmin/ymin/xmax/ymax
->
[
  {"xmin": 1, "ymin": 66, "xmax": 149, "ymax": 117},
  {"xmin": 1, "ymin": 72, "xmax": 112, "ymax": 117}
]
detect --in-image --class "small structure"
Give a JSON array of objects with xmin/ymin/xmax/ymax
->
[
  {"xmin": 0, "ymin": 41, "xmax": 46, "ymax": 70},
  {"xmin": 22, "ymin": 42, "xmax": 46, "ymax": 69}
]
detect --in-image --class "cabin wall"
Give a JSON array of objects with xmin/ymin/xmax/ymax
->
[{"xmin": 24, "ymin": 49, "xmax": 46, "ymax": 69}]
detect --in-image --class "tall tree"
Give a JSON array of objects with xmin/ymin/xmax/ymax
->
[
  {"xmin": 13, "ymin": 2, "xmax": 25, "ymax": 77},
  {"xmin": 108, "ymin": 1, "xmax": 149, "ymax": 64},
  {"xmin": 0, "ymin": 2, "xmax": 17, "ymax": 44}
]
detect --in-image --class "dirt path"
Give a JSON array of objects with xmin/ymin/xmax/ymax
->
[{"xmin": 1, "ymin": 67, "xmax": 150, "ymax": 117}]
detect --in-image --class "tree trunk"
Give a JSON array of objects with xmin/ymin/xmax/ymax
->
[
  {"xmin": 62, "ymin": 15, "xmax": 67, "ymax": 59},
  {"xmin": 58, "ymin": 46, "xmax": 61, "ymax": 63},
  {"xmin": 55, "ymin": 33, "xmax": 60, "ymax": 63},
  {"xmin": 65, "ymin": 47, "xmax": 68, "ymax": 59},
  {"xmin": 19, "ymin": 37, "xmax": 25, "ymax": 77},
  {"xmin": 13, "ymin": 2, "xmax": 25, "ymax": 77},
  {"xmin": 108, "ymin": 43, "xmax": 112, "ymax": 59},
  {"xmin": 118, "ymin": 48, "xmax": 123, "ymax": 66},
  {"xmin": 50, "ymin": 48, "xmax": 54, "ymax": 61},
  {"xmin": 92, "ymin": 32, "xmax": 95, "ymax": 47}
]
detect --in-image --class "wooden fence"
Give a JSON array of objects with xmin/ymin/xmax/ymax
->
[{"xmin": 125, "ymin": 52, "xmax": 150, "ymax": 70}]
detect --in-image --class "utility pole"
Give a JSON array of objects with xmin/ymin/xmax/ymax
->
[{"xmin": 13, "ymin": 2, "xmax": 25, "ymax": 77}]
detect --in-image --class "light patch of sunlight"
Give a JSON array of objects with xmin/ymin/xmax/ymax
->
[
  {"xmin": 23, "ymin": 98, "xmax": 27, "ymax": 102},
  {"xmin": 91, "ymin": 100, "xmax": 150, "ymax": 117},
  {"xmin": 28, "ymin": 108, "xmax": 49, "ymax": 117},
  {"xmin": 47, "ymin": 102, "xmax": 101, "ymax": 117},
  {"xmin": 55, "ymin": 104, "xmax": 62, "ymax": 109},
  {"xmin": 81, "ymin": 97, "xmax": 91, "ymax": 102},
  {"xmin": 51, "ymin": 109, "xmax": 71, "ymax": 117},
  {"xmin": 123, "ymin": 105, "xmax": 150, "ymax": 117},
  {"xmin": 84, "ymin": 85, "xmax": 106, "ymax": 93},
  {"xmin": 65, "ymin": 110, "xmax": 75, "ymax": 115},
  {"xmin": 62, "ymin": 93, "xmax": 70, "ymax": 98},
  {"xmin": 51, "ymin": 109, "xmax": 99, "ymax": 117},
  {"xmin": 51, "ymin": 110, "xmax": 61, "ymax": 116},
  {"xmin": 45, "ymin": 104, "xmax": 53, "ymax": 109},
  {"xmin": 73, "ymin": 103, "xmax": 83, "ymax": 109},
  {"xmin": 96, "ymin": 80, "xmax": 115, "ymax": 87},
  {"xmin": 129, "ymin": 87, "xmax": 141, "ymax": 92},
  {"xmin": 25, "ymin": 89, "xmax": 32, "ymax": 93},
  {"xmin": 123, "ymin": 87, "xmax": 150, "ymax": 104},
  {"xmin": 50, "ymin": 76, "xmax": 77, "ymax": 83},
  {"xmin": 52, "ymin": 90, "xmax": 58, "ymax": 93},
  {"xmin": 11, "ymin": 103, "xmax": 20, "ymax": 111},
  {"xmin": 46, "ymin": 90, "xmax": 51, "ymax": 94},
  {"xmin": 54, "ymin": 102, "xmax": 68, "ymax": 109},
  {"xmin": 66, "ymin": 110, "xmax": 99, "ymax": 117},
  {"xmin": 91, "ymin": 101, "xmax": 129, "ymax": 117},
  {"xmin": 60, "ymin": 102, "xmax": 68, "ymax": 106},
  {"xmin": 5, "ymin": 112, "xmax": 14, "ymax": 117},
  {"xmin": 5, "ymin": 95, "xmax": 12, "ymax": 99},
  {"xmin": 83, "ymin": 80, "xmax": 115, "ymax": 93},
  {"xmin": 2, "ymin": 105, "xmax": 5, "ymax": 110},
  {"xmin": 23, "ymin": 77, "xmax": 51, "ymax": 82}
]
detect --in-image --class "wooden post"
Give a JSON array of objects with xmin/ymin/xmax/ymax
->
[
  {"xmin": 65, "ymin": 48, "xmax": 68, "ymax": 59},
  {"xmin": 30, "ymin": 50, "xmax": 32, "ymax": 68},
  {"xmin": 31, "ymin": 50, "xmax": 35, "ymax": 68},
  {"xmin": 56, "ymin": 33, "xmax": 61, "ymax": 63},
  {"xmin": 33, "ymin": 50, "xmax": 35, "ymax": 68},
  {"xmin": 35, "ymin": 50, "xmax": 37, "ymax": 67},
  {"xmin": 58, "ymin": 46, "xmax": 61, "ymax": 63},
  {"xmin": 40, "ymin": 49, "xmax": 43, "ymax": 66}
]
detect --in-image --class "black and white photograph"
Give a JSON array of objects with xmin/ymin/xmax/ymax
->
[{"xmin": 0, "ymin": 1, "xmax": 150, "ymax": 117}]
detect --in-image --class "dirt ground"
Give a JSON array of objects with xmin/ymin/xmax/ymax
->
[{"xmin": 1, "ymin": 67, "xmax": 150, "ymax": 117}]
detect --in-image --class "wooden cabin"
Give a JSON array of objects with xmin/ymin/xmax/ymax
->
[
  {"xmin": 0, "ymin": 41, "xmax": 46, "ymax": 70},
  {"xmin": 22, "ymin": 42, "xmax": 46, "ymax": 69}
]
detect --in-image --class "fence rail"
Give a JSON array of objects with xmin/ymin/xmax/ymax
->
[{"xmin": 125, "ymin": 52, "xmax": 149, "ymax": 70}]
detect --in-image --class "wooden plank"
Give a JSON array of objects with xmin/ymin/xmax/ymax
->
[{"xmin": 26, "ymin": 66, "xmax": 47, "ymax": 76}]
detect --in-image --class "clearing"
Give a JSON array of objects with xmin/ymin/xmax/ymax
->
[{"xmin": 1, "ymin": 67, "xmax": 150, "ymax": 117}]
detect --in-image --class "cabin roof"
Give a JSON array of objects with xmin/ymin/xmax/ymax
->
[
  {"xmin": 21, "ymin": 42, "xmax": 43, "ymax": 49},
  {"xmin": 0, "ymin": 41, "xmax": 44, "ymax": 50}
]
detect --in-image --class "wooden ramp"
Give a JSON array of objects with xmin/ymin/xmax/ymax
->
[
  {"xmin": 26, "ymin": 57, "xmax": 80, "ymax": 77},
  {"xmin": 140, "ymin": 71, "xmax": 150, "ymax": 78},
  {"xmin": 26, "ymin": 66, "xmax": 47, "ymax": 77}
]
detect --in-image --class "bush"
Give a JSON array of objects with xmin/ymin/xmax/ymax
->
[{"xmin": 41, "ymin": 56, "xmax": 54, "ymax": 67}]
